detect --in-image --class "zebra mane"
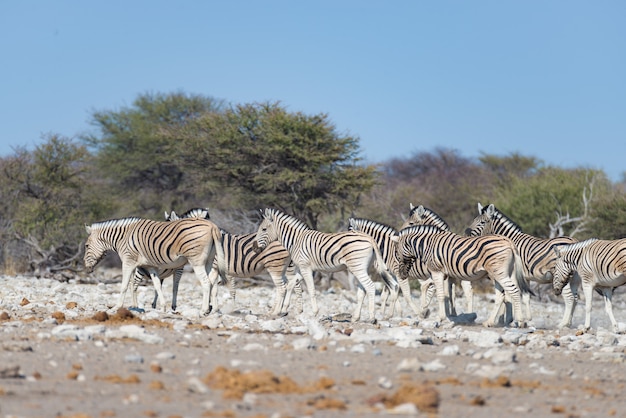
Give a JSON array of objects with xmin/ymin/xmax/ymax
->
[
  {"xmin": 265, "ymin": 208, "xmax": 312, "ymax": 231},
  {"xmin": 398, "ymin": 224, "xmax": 446, "ymax": 237},
  {"xmin": 485, "ymin": 205, "xmax": 523, "ymax": 232},
  {"xmin": 408, "ymin": 205, "xmax": 450, "ymax": 230},
  {"xmin": 558, "ymin": 238, "xmax": 599, "ymax": 254},
  {"xmin": 349, "ymin": 217, "xmax": 398, "ymax": 236},
  {"xmin": 89, "ymin": 217, "xmax": 143, "ymax": 231},
  {"xmin": 167, "ymin": 207, "xmax": 210, "ymax": 221}
]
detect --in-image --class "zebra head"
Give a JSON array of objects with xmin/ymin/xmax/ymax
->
[
  {"xmin": 392, "ymin": 228, "xmax": 419, "ymax": 279},
  {"xmin": 255, "ymin": 208, "xmax": 279, "ymax": 251},
  {"xmin": 551, "ymin": 245, "xmax": 574, "ymax": 296},
  {"xmin": 83, "ymin": 224, "xmax": 109, "ymax": 274},
  {"xmin": 400, "ymin": 204, "xmax": 449, "ymax": 231},
  {"xmin": 464, "ymin": 203, "xmax": 496, "ymax": 236}
]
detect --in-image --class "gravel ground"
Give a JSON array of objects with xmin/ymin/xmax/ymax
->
[{"xmin": 1, "ymin": 271, "xmax": 626, "ymax": 418}]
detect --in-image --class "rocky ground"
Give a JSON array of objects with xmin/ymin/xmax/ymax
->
[{"xmin": 1, "ymin": 271, "xmax": 626, "ymax": 418}]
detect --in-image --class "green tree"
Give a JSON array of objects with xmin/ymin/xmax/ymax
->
[
  {"xmin": 0, "ymin": 135, "xmax": 100, "ymax": 273},
  {"xmin": 174, "ymin": 102, "xmax": 377, "ymax": 229},
  {"xmin": 84, "ymin": 91, "xmax": 225, "ymax": 217}
]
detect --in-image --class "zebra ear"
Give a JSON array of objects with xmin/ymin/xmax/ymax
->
[
  {"xmin": 417, "ymin": 205, "xmax": 425, "ymax": 216},
  {"xmin": 348, "ymin": 218, "xmax": 355, "ymax": 230},
  {"xmin": 477, "ymin": 202, "xmax": 483, "ymax": 214},
  {"xmin": 409, "ymin": 202, "xmax": 415, "ymax": 210},
  {"xmin": 164, "ymin": 211, "xmax": 169, "ymax": 220},
  {"xmin": 85, "ymin": 224, "xmax": 91, "ymax": 234},
  {"xmin": 486, "ymin": 204, "xmax": 496, "ymax": 217},
  {"xmin": 553, "ymin": 245, "xmax": 562, "ymax": 257},
  {"xmin": 262, "ymin": 208, "xmax": 272, "ymax": 221}
]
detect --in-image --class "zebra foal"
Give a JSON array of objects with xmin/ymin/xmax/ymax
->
[
  {"xmin": 255, "ymin": 208, "xmax": 398, "ymax": 323},
  {"xmin": 553, "ymin": 238, "xmax": 626, "ymax": 333},
  {"xmin": 393, "ymin": 225, "xmax": 529, "ymax": 327},
  {"xmin": 83, "ymin": 216, "xmax": 226, "ymax": 315},
  {"xmin": 465, "ymin": 203, "xmax": 578, "ymax": 328}
]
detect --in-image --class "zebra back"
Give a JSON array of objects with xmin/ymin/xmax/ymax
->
[
  {"xmin": 466, "ymin": 203, "xmax": 577, "ymax": 282},
  {"xmin": 85, "ymin": 217, "xmax": 223, "ymax": 271},
  {"xmin": 401, "ymin": 204, "xmax": 450, "ymax": 231},
  {"xmin": 396, "ymin": 225, "xmax": 518, "ymax": 278}
]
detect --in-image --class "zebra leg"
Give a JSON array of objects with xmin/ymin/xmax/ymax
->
[
  {"xmin": 557, "ymin": 281, "xmax": 578, "ymax": 329},
  {"xmin": 353, "ymin": 272, "xmax": 377, "ymax": 324},
  {"xmin": 299, "ymin": 267, "xmax": 319, "ymax": 315},
  {"xmin": 289, "ymin": 273, "xmax": 304, "ymax": 314},
  {"xmin": 352, "ymin": 280, "xmax": 366, "ymax": 322},
  {"xmin": 600, "ymin": 287, "xmax": 620, "ymax": 333},
  {"xmin": 499, "ymin": 277, "xmax": 525, "ymax": 328},
  {"xmin": 149, "ymin": 270, "xmax": 168, "ymax": 312},
  {"xmin": 112, "ymin": 264, "xmax": 135, "ymax": 312},
  {"xmin": 447, "ymin": 277, "xmax": 457, "ymax": 317},
  {"xmin": 484, "ymin": 281, "xmax": 506, "ymax": 327},
  {"xmin": 582, "ymin": 280, "xmax": 595, "ymax": 331},
  {"xmin": 398, "ymin": 276, "xmax": 420, "ymax": 317},
  {"xmin": 192, "ymin": 264, "xmax": 213, "ymax": 315},
  {"xmin": 379, "ymin": 286, "xmax": 390, "ymax": 318},
  {"xmin": 431, "ymin": 272, "xmax": 449, "ymax": 322},
  {"xmin": 267, "ymin": 271, "xmax": 287, "ymax": 316},
  {"xmin": 460, "ymin": 280, "xmax": 474, "ymax": 314},
  {"xmin": 420, "ymin": 278, "xmax": 436, "ymax": 319},
  {"xmin": 170, "ymin": 268, "xmax": 183, "ymax": 312}
]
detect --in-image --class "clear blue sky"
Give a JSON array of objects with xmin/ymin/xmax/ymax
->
[{"xmin": 1, "ymin": 1, "xmax": 625, "ymax": 181}]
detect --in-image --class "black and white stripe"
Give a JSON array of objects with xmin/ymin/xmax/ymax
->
[
  {"xmin": 394, "ymin": 225, "xmax": 530, "ymax": 327},
  {"xmin": 83, "ymin": 216, "xmax": 226, "ymax": 315},
  {"xmin": 465, "ymin": 203, "xmax": 578, "ymax": 327},
  {"xmin": 255, "ymin": 208, "xmax": 397, "ymax": 323},
  {"xmin": 400, "ymin": 204, "xmax": 474, "ymax": 318},
  {"xmin": 553, "ymin": 238, "xmax": 626, "ymax": 332}
]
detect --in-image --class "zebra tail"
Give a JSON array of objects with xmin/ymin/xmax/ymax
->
[
  {"xmin": 372, "ymin": 243, "xmax": 399, "ymax": 293},
  {"xmin": 513, "ymin": 249, "xmax": 535, "ymax": 297}
]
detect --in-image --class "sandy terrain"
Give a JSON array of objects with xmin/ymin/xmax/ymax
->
[{"xmin": 1, "ymin": 272, "xmax": 626, "ymax": 418}]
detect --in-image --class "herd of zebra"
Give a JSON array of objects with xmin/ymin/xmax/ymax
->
[{"xmin": 82, "ymin": 203, "xmax": 626, "ymax": 332}]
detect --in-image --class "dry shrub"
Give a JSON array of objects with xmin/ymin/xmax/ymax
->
[
  {"xmin": 377, "ymin": 382, "xmax": 440, "ymax": 413},
  {"xmin": 203, "ymin": 366, "xmax": 302, "ymax": 400}
]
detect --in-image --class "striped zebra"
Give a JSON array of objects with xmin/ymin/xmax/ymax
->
[
  {"xmin": 83, "ymin": 216, "xmax": 227, "ymax": 315},
  {"xmin": 393, "ymin": 224, "xmax": 530, "ymax": 327},
  {"xmin": 131, "ymin": 208, "xmax": 211, "ymax": 312},
  {"xmin": 348, "ymin": 217, "xmax": 440, "ymax": 319},
  {"xmin": 347, "ymin": 218, "xmax": 406, "ymax": 318},
  {"xmin": 142, "ymin": 208, "xmax": 304, "ymax": 316},
  {"xmin": 465, "ymin": 203, "xmax": 578, "ymax": 328},
  {"xmin": 553, "ymin": 238, "xmax": 626, "ymax": 333},
  {"xmin": 400, "ymin": 204, "xmax": 474, "ymax": 318},
  {"xmin": 255, "ymin": 208, "xmax": 398, "ymax": 323}
]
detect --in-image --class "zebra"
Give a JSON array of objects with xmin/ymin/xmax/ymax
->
[
  {"xmin": 83, "ymin": 216, "xmax": 227, "ymax": 315},
  {"xmin": 465, "ymin": 203, "xmax": 578, "ymax": 328},
  {"xmin": 141, "ymin": 208, "xmax": 304, "ymax": 316},
  {"xmin": 393, "ymin": 224, "xmax": 530, "ymax": 327},
  {"xmin": 255, "ymin": 208, "xmax": 398, "ymax": 323},
  {"xmin": 348, "ymin": 216, "xmax": 439, "ymax": 319},
  {"xmin": 400, "ymin": 204, "xmax": 474, "ymax": 318},
  {"xmin": 347, "ymin": 218, "xmax": 406, "ymax": 318},
  {"xmin": 131, "ymin": 208, "xmax": 211, "ymax": 312},
  {"xmin": 553, "ymin": 238, "xmax": 626, "ymax": 333}
]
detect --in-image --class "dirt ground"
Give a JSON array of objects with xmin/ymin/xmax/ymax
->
[{"xmin": 1, "ymin": 275, "xmax": 626, "ymax": 418}]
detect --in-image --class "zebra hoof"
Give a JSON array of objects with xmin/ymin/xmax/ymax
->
[
  {"xmin": 370, "ymin": 318, "xmax": 378, "ymax": 325},
  {"xmin": 278, "ymin": 312, "xmax": 289, "ymax": 317},
  {"xmin": 128, "ymin": 306, "xmax": 145, "ymax": 314}
]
